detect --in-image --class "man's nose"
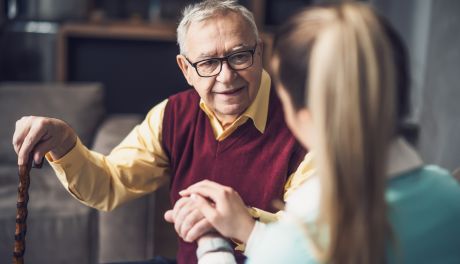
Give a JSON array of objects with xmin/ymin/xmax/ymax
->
[{"xmin": 216, "ymin": 61, "xmax": 236, "ymax": 83}]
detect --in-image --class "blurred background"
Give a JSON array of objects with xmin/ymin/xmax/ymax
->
[
  {"xmin": 0, "ymin": 0, "xmax": 459, "ymax": 263},
  {"xmin": 1, "ymin": 0, "xmax": 458, "ymax": 169}
]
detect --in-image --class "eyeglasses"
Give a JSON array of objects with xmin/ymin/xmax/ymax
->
[{"xmin": 185, "ymin": 44, "xmax": 257, "ymax": 77}]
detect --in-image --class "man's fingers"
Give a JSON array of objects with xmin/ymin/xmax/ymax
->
[
  {"xmin": 172, "ymin": 197, "xmax": 191, "ymax": 225},
  {"xmin": 178, "ymin": 209, "xmax": 204, "ymax": 240},
  {"xmin": 184, "ymin": 217, "xmax": 213, "ymax": 242},
  {"xmin": 12, "ymin": 116, "xmax": 32, "ymax": 154},
  {"xmin": 174, "ymin": 199, "xmax": 195, "ymax": 234},
  {"xmin": 17, "ymin": 121, "xmax": 47, "ymax": 165},
  {"xmin": 192, "ymin": 194, "xmax": 219, "ymax": 225},
  {"xmin": 32, "ymin": 137, "xmax": 53, "ymax": 166},
  {"xmin": 164, "ymin": 210, "xmax": 174, "ymax": 223}
]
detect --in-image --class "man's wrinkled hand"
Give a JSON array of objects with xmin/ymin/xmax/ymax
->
[
  {"xmin": 12, "ymin": 116, "xmax": 77, "ymax": 166},
  {"xmin": 164, "ymin": 196, "xmax": 214, "ymax": 242},
  {"xmin": 180, "ymin": 180, "xmax": 255, "ymax": 243}
]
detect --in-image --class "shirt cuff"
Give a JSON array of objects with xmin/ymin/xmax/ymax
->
[
  {"xmin": 45, "ymin": 137, "xmax": 89, "ymax": 197},
  {"xmin": 244, "ymin": 221, "xmax": 268, "ymax": 257},
  {"xmin": 198, "ymin": 252, "xmax": 236, "ymax": 264},
  {"xmin": 232, "ymin": 207, "xmax": 278, "ymax": 251},
  {"xmin": 196, "ymin": 235, "xmax": 233, "ymax": 260},
  {"xmin": 248, "ymin": 207, "xmax": 279, "ymax": 223}
]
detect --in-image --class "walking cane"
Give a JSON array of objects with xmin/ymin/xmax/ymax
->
[{"xmin": 13, "ymin": 156, "xmax": 40, "ymax": 264}]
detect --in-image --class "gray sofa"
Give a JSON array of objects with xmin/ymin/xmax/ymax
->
[{"xmin": 0, "ymin": 83, "xmax": 177, "ymax": 264}]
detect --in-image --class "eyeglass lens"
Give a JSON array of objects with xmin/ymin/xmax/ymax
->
[{"xmin": 196, "ymin": 50, "xmax": 253, "ymax": 76}]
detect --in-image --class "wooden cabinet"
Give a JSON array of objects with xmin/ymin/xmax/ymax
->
[
  {"xmin": 57, "ymin": 22, "xmax": 187, "ymax": 114},
  {"xmin": 57, "ymin": 22, "xmax": 177, "ymax": 82}
]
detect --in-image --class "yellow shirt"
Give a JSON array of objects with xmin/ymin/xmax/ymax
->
[{"xmin": 47, "ymin": 70, "xmax": 314, "ymax": 222}]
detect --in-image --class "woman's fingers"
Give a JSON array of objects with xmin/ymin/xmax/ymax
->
[
  {"xmin": 177, "ymin": 180, "xmax": 255, "ymax": 242},
  {"xmin": 181, "ymin": 180, "xmax": 226, "ymax": 195},
  {"xmin": 181, "ymin": 180, "xmax": 235, "ymax": 205}
]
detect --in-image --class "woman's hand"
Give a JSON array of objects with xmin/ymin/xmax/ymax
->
[{"xmin": 180, "ymin": 180, "xmax": 255, "ymax": 243}]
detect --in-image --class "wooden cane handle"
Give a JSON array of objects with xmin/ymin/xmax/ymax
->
[{"xmin": 13, "ymin": 159, "xmax": 32, "ymax": 264}]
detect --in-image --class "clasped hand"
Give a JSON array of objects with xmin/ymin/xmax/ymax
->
[{"xmin": 164, "ymin": 180, "xmax": 255, "ymax": 244}]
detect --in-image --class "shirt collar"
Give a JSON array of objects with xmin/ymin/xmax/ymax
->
[
  {"xmin": 386, "ymin": 137, "xmax": 423, "ymax": 178},
  {"xmin": 199, "ymin": 69, "xmax": 271, "ymax": 134}
]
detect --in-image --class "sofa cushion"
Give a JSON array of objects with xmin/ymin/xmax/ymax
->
[{"xmin": 0, "ymin": 82, "xmax": 105, "ymax": 164}]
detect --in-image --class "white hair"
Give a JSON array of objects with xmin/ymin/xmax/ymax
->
[{"xmin": 177, "ymin": 0, "xmax": 259, "ymax": 54}]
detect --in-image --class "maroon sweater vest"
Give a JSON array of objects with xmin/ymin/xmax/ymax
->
[{"xmin": 162, "ymin": 88, "xmax": 306, "ymax": 264}]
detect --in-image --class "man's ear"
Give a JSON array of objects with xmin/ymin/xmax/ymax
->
[
  {"xmin": 258, "ymin": 39, "xmax": 264, "ymax": 56},
  {"xmin": 256, "ymin": 39, "xmax": 264, "ymax": 66},
  {"xmin": 177, "ymin": 55, "xmax": 193, "ymax": 86}
]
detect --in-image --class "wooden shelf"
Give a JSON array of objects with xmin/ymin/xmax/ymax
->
[
  {"xmin": 59, "ymin": 21, "xmax": 177, "ymax": 41},
  {"xmin": 57, "ymin": 21, "xmax": 177, "ymax": 81}
]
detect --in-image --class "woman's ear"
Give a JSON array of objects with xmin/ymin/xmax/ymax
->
[
  {"xmin": 295, "ymin": 108, "xmax": 314, "ymax": 149},
  {"xmin": 297, "ymin": 108, "xmax": 311, "ymax": 125}
]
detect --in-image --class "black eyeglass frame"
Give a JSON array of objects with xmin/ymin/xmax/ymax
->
[{"xmin": 184, "ymin": 43, "xmax": 258, "ymax": 77}]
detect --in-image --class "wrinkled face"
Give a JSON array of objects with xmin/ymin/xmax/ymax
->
[{"xmin": 177, "ymin": 12, "xmax": 263, "ymax": 124}]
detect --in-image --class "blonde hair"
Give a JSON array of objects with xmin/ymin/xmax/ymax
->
[
  {"xmin": 177, "ymin": 0, "xmax": 259, "ymax": 54},
  {"xmin": 273, "ymin": 2, "xmax": 407, "ymax": 263}
]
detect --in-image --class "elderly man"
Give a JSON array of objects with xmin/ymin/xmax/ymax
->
[{"xmin": 12, "ymin": 1, "xmax": 311, "ymax": 263}]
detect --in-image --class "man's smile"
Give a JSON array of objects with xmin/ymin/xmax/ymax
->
[{"xmin": 214, "ymin": 86, "xmax": 245, "ymax": 96}]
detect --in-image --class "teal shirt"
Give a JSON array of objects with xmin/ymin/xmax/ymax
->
[{"xmin": 246, "ymin": 166, "xmax": 460, "ymax": 264}]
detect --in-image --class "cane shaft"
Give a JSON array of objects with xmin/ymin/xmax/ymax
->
[{"xmin": 13, "ymin": 162, "xmax": 31, "ymax": 264}]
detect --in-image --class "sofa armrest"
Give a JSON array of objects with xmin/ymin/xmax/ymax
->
[
  {"xmin": 91, "ymin": 114, "xmax": 151, "ymax": 262},
  {"xmin": 92, "ymin": 113, "xmax": 177, "ymax": 263}
]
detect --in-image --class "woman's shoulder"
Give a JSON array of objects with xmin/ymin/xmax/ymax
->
[
  {"xmin": 387, "ymin": 164, "xmax": 460, "ymax": 209},
  {"xmin": 245, "ymin": 219, "xmax": 317, "ymax": 264},
  {"xmin": 389, "ymin": 164, "xmax": 459, "ymax": 191},
  {"xmin": 285, "ymin": 176, "xmax": 321, "ymax": 223},
  {"xmin": 386, "ymin": 165, "xmax": 460, "ymax": 263},
  {"xmin": 414, "ymin": 164, "xmax": 451, "ymax": 177}
]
